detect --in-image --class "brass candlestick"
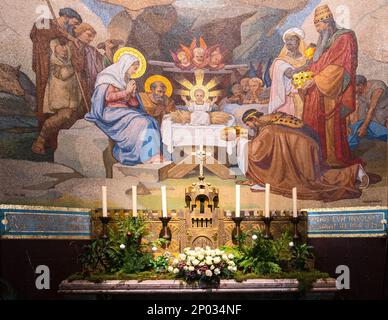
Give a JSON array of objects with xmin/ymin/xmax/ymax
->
[
  {"xmin": 159, "ymin": 217, "xmax": 172, "ymax": 244},
  {"xmin": 232, "ymin": 216, "xmax": 244, "ymax": 245},
  {"xmin": 263, "ymin": 216, "xmax": 273, "ymax": 240},
  {"xmin": 291, "ymin": 216, "xmax": 301, "ymax": 242},
  {"xmin": 99, "ymin": 216, "xmax": 112, "ymax": 241}
]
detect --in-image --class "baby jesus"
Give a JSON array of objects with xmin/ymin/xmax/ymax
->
[{"xmin": 181, "ymin": 89, "xmax": 217, "ymax": 126}]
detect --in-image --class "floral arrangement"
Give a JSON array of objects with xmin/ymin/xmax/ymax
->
[
  {"xmin": 167, "ymin": 246, "xmax": 236, "ymax": 286},
  {"xmin": 74, "ymin": 216, "xmax": 324, "ymax": 291}
]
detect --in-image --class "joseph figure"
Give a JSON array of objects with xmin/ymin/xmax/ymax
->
[
  {"xmin": 302, "ymin": 5, "xmax": 361, "ymax": 167},
  {"xmin": 139, "ymin": 80, "xmax": 176, "ymax": 124}
]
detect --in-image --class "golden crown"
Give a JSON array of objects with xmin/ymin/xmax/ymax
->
[{"xmin": 314, "ymin": 5, "xmax": 333, "ymax": 24}]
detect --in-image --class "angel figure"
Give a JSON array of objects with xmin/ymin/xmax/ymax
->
[
  {"xmin": 207, "ymin": 45, "xmax": 226, "ymax": 70},
  {"xmin": 170, "ymin": 46, "xmax": 193, "ymax": 70},
  {"xmin": 190, "ymin": 37, "xmax": 210, "ymax": 69}
]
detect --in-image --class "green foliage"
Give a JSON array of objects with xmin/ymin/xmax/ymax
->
[
  {"xmin": 232, "ymin": 270, "xmax": 330, "ymax": 293},
  {"xmin": 232, "ymin": 230, "xmax": 314, "ymax": 275},
  {"xmin": 291, "ymin": 243, "xmax": 314, "ymax": 271},
  {"xmin": 68, "ymin": 271, "xmax": 177, "ymax": 283},
  {"xmin": 0, "ymin": 278, "xmax": 18, "ymax": 300},
  {"xmin": 235, "ymin": 231, "xmax": 281, "ymax": 275},
  {"xmin": 79, "ymin": 216, "xmax": 153, "ymax": 274},
  {"xmin": 148, "ymin": 252, "xmax": 171, "ymax": 273}
]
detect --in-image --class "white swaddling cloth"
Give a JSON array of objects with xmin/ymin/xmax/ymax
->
[{"xmin": 188, "ymin": 102, "xmax": 212, "ymax": 126}]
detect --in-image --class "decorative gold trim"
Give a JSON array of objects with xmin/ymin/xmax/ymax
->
[
  {"xmin": 302, "ymin": 206, "xmax": 388, "ymax": 212},
  {"xmin": 0, "ymin": 204, "xmax": 92, "ymax": 212},
  {"xmin": 0, "ymin": 235, "xmax": 92, "ymax": 240},
  {"xmin": 308, "ymin": 233, "xmax": 386, "ymax": 238}
]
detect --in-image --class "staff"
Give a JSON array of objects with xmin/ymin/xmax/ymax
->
[{"xmin": 45, "ymin": 0, "xmax": 90, "ymax": 112}]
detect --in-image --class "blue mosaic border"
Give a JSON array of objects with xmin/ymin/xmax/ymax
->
[
  {"xmin": 306, "ymin": 207, "xmax": 388, "ymax": 238},
  {"xmin": 0, "ymin": 205, "xmax": 92, "ymax": 239}
]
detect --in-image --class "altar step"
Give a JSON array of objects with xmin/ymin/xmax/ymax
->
[{"xmin": 58, "ymin": 278, "xmax": 337, "ymax": 300}]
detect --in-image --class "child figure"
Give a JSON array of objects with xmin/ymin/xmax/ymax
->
[
  {"xmin": 181, "ymin": 89, "xmax": 217, "ymax": 126},
  {"xmin": 226, "ymin": 83, "xmax": 244, "ymax": 104}
]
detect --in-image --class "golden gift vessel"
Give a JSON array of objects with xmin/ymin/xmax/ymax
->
[
  {"xmin": 220, "ymin": 126, "xmax": 249, "ymax": 141},
  {"xmin": 292, "ymin": 71, "xmax": 314, "ymax": 90},
  {"xmin": 292, "ymin": 47, "xmax": 315, "ymax": 89}
]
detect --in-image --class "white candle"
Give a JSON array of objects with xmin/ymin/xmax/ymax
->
[
  {"xmin": 102, "ymin": 186, "xmax": 108, "ymax": 217},
  {"xmin": 132, "ymin": 185, "xmax": 137, "ymax": 217},
  {"xmin": 161, "ymin": 185, "xmax": 167, "ymax": 217},
  {"xmin": 235, "ymin": 185, "xmax": 240, "ymax": 217},
  {"xmin": 292, "ymin": 187, "xmax": 297, "ymax": 218},
  {"xmin": 265, "ymin": 183, "xmax": 270, "ymax": 218}
]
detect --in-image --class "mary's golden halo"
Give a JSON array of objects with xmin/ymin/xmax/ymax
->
[{"xmin": 113, "ymin": 47, "xmax": 147, "ymax": 79}]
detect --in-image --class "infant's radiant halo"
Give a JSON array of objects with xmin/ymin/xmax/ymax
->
[
  {"xmin": 190, "ymin": 84, "xmax": 210, "ymax": 101},
  {"xmin": 113, "ymin": 47, "xmax": 147, "ymax": 79}
]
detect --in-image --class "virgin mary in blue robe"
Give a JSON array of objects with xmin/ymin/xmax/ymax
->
[{"xmin": 85, "ymin": 53, "xmax": 162, "ymax": 165}]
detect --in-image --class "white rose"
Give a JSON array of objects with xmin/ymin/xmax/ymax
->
[
  {"xmin": 232, "ymin": 266, "xmax": 237, "ymax": 272},
  {"xmin": 222, "ymin": 254, "xmax": 228, "ymax": 261},
  {"xmin": 228, "ymin": 254, "xmax": 234, "ymax": 259},
  {"xmin": 215, "ymin": 249, "xmax": 222, "ymax": 256},
  {"xmin": 119, "ymin": 244, "xmax": 126, "ymax": 250},
  {"xmin": 197, "ymin": 254, "xmax": 204, "ymax": 261},
  {"xmin": 205, "ymin": 246, "xmax": 211, "ymax": 251},
  {"xmin": 192, "ymin": 259, "xmax": 199, "ymax": 266},
  {"xmin": 228, "ymin": 261, "xmax": 235, "ymax": 266},
  {"xmin": 227, "ymin": 265, "xmax": 234, "ymax": 271},
  {"xmin": 172, "ymin": 258, "xmax": 179, "ymax": 265},
  {"xmin": 210, "ymin": 265, "xmax": 215, "ymax": 270},
  {"xmin": 213, "ymin": 257, "xmax": 221, "ymax": 264},
  {"xmin": 289, "ymin": 242, "xmax": 294, "ymax": 247},
  {"xmin": 197, "ymin": 270, "xmax": 202, "ymax": 275},
  {"xmin": 214, "ymin": 268, "xmax": 221, "ymax": 275},
  {"xmin": 188, "ymin": 266, "xmax": 194, "ymax": 271},
  {"xmin": 195, "ymin": 247, "xmax": 201, "ymax": 251},
  {"xmin": 205, "ymin": 258, "xmax": 213, "ymax": 265},
  {"xmin": 173, "ymin": 268, "xmax": 179, "ymax": 274},
  {"xmin": 179, "ymin": 253, "xmax": 186, "ymax": 260},
  {"xmin": 252, "ymin": 234, "xmax": 258, "ymax": 240},
  {"xmin": 205, "ymin": 270, "xmax": 213, "ymax": 277},
  {"xmin": 199, "ymin": 262, "xmax": 205, "ymax": 266},
  {"xmin": 183, "ymin": 266, "xmax": 188, "ymax": 271},
  {"xmin": 168, "ymin": 266, "xmax": 174, "ymax": 272}
]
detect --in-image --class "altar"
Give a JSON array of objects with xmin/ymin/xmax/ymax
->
[
  {"xmin": 160, "ymin": 102, "xmax": 268, "ymax": 179},
  {"xmin": 161, "ymin": 113, "xmax": 237, "ymax": 179}
]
